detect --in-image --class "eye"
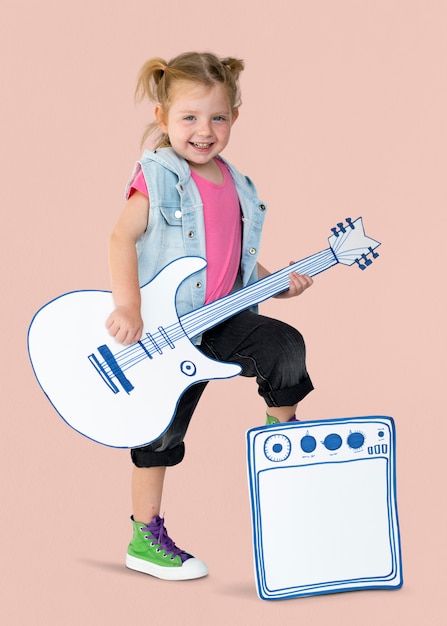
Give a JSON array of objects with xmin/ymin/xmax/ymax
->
[
  {"xmin": 184, "ymin": 115, "xmax": 196, "ymax": 121},
  {"xmin": 213, "ymin": 115, "xmax": 227, "ymax": 121}
]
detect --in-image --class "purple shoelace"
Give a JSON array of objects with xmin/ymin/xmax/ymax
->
[{"xmin": 143, "ymin": 515, "xmax": 191, "ymax": 563}]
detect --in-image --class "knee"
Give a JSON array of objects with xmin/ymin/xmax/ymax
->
[
  {"xmin": 275, "ymin": 321, "xmax": 307, "ymax": 362},
  {"xmin": 131, "ymin": 442, "xmax": 185, "ymax": 467}
]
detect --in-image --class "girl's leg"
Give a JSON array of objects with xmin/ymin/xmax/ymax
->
[
  {"xmin": 132, "ymin": 465, "xmax": 166, "ymax": 523},
  {"xmin": 126, "ymin": 382, "xmax": 209, "ymax": 580},
  {"xmin": 266, "ymin": 404, "xmax": 298, "ymax": 422},
  {"xmin": 127, "ymin": 462, "xmax": 209, "ymax": 581}
]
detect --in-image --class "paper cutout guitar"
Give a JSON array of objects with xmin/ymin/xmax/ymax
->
[{"xmin": 28, "ymin": 217, "xmax": 380, "ymax": 448}]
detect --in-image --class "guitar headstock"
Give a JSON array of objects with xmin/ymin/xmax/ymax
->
[{"xmin": 329, "ymin": 217, "xmax": 381, "ymax": 270}]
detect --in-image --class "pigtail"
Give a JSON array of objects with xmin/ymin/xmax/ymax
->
[
  {"xmin": 135, "ymin": 57, "xmax": 168, "ymax": 103},
  {"xmin": 135, "ymin": 57, "xmax": 171, "ymax": 148},
  {"xmin": 221, "ymin": 57, "xmax": 244, "ymax": 107},
  {"xmin": 222, "ymin": 57, "xmax": 245, "ymax": 82}
]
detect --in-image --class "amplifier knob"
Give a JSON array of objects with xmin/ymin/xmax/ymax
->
[
  {"xmin": 264, "ymin": 434, "xmax": 291, "ymax": 462},
  {"xmin": 347, "ymin": 431, "xmax": 365, "ymax": 449},
  {"xmin": 323, "ymin": 433, "xmax": 342, "ymax": 451},
  {"xmin": 300, "ymin": 435, "xmax": 317, "ymax": 453}
]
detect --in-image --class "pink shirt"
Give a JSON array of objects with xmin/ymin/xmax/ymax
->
[{"xmin": 129, "ymin": 158, "xmax": 241, "ymax": 304}]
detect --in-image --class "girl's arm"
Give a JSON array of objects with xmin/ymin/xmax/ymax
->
[
  {"xmin": 257, "ymin": 262, "xmax": 313, "ymax": 298},
  {"xmin": 106, "ymin": 190, "xmax": 150, "ymax": 345}
]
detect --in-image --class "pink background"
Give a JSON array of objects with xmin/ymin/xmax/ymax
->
[{"xmin": 1, "ymin": 0, "xmax": 446, "ymax": 623}]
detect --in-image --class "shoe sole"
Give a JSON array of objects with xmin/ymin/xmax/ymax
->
[{"xmin": 125, "ymin": 553, "xmax": 208, "ymax": 581}]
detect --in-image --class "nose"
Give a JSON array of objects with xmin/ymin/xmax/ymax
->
[{"xmin": 197, "ymin": 120, "xmax": 212, "ymax": 136}]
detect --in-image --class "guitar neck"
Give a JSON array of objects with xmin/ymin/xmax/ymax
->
[{"xmin": 180, "ymin": 247, "xmax": 338, "ymax": 340}]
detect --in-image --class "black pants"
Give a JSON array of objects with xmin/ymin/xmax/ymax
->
[{"xmin": 131, "ymin": 310, "xmax": 313, "ymax": 467}]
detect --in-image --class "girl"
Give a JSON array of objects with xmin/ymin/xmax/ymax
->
[{"xmin": 107, "ymin": 52, "xmax": 314, "ymax": 581}]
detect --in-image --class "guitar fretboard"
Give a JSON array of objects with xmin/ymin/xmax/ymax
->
[{"xmin": 181, "ymin": 247, "xmax": 338, "ymax": 339}]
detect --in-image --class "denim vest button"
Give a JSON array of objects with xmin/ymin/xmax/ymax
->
[
  {"xmin": 259, "ymin": 204, "xmax": 266, "ymax": 211},
  {"xmin": 196, "ymin": 281, "xmax": 202, "ymax": 288},
  {"xmin": 188, "ymin": 231, "xmax": 195, "ymax": 238},
  {"xmin": 174, "ymin": 210, "xmax": 182, "ymax": 219},
  {"xmin": 249, "ymin": 247, "xmax": 256, "ymax": 255}
]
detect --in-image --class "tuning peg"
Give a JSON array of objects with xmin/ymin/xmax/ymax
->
[
  {"xmin": 331, "ymin": 219, "xmax": 355, "ymax": 237},
  {"xmin": 346, "ymin": 217, "xmax": 355, "ymax": 230},
  {"xmin": 356, "ymin": 249, "xmax": 379, "ymax": 270},
  {"xmin": 355, "ymin": 258, "xmax": 367, "ymax": 270}
]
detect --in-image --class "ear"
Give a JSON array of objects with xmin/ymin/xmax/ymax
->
[
  {"xmin": 154, "ymin": 105, "xmax": 168, "ymax": 133},
  {"xmin": 231, "ymin": 108, "xmax": 239, "ymax": 125}
]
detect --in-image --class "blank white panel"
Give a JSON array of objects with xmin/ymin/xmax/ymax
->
[{"xmin": 258, "ymin": 459, "xmax": 391, "ymax": 590}]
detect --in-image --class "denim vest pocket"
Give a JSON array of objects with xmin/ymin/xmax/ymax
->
[
  {"xmin": 159, "ymin": 205, "xmax": 184, "ymax": 251},
  {"xmin": 159, "ymin": 205, "xmax": 183, "ymax": 225}
]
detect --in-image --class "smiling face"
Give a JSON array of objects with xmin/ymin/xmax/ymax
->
[{"xmin": 155, "ymin": 81, "xmax": 238, "ymax": 175}]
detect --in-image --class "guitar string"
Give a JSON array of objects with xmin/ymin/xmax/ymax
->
[
  {"xmin": 183, "ymin": 249, "xmax": 337, "ymax": 333},
  {"xmin": 110, "ymin": 250, "xmax": 333, "ymax": 372},
  {"xmin": 102, "ymin": 251, "xmax": 335, "ymax": 375},
  {"xmin": 101, "ymin": 250, "xmax": 336, "ymax": 374},
  {"xmin": 98, "ymin": 249, "xmax": 336, "ymax": 376}
]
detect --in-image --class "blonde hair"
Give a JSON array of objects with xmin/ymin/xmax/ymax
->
[{"xmin": 135, "ymin": 51, "xmax": 245, "ymax": 148}]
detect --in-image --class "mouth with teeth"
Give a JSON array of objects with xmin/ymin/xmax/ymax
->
[{"xmin": 191, "ymin": 142, "xmax": 213, "ymax": 149}]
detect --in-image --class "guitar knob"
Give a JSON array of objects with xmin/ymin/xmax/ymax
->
[{"xmin": 180, "ymin": 361, "xmax": 196, "ymax": 376}]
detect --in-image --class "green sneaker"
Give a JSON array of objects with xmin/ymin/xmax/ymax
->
[
  {"xmin": 265, "ymin": 414, "xmax": 280, "ymax": 425},
  {"xmin": 266, "ymin": 414, "xmax": 299, "ymax": 425},
  {"xmin": 125, "ymin": 515, "xmax": 208, "ymax": 580}
]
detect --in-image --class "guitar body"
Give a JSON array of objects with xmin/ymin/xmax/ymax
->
[
  {"xmin": 28, "ymin": 218, "xmax": 381, "ymax": 449},
  {"xmin": 28, "ymin": 257, "xmax": 241, "ymax": 448}
]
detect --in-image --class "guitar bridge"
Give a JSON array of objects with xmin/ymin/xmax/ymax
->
[{"xmin": 88, "ymin": 345, "xmax": 134, "ymax": 394}]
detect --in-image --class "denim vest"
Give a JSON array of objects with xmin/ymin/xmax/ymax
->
[{"xmin": 127, "ymin": 147, "xmax": 267, "ymax": 342}]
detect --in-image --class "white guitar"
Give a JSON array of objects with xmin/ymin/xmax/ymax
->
[{"xmin": 28, "ymin": 217, "xmax": 380, "ymax": 448}]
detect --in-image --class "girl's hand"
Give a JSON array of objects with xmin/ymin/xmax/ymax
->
[
  {"xmin": 106, "ymin": 306, "xmax": 144, "ymax": 345},
  {"xmin": 275, "ymin": 262, "xmax": 313, "ymax": 299}
]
